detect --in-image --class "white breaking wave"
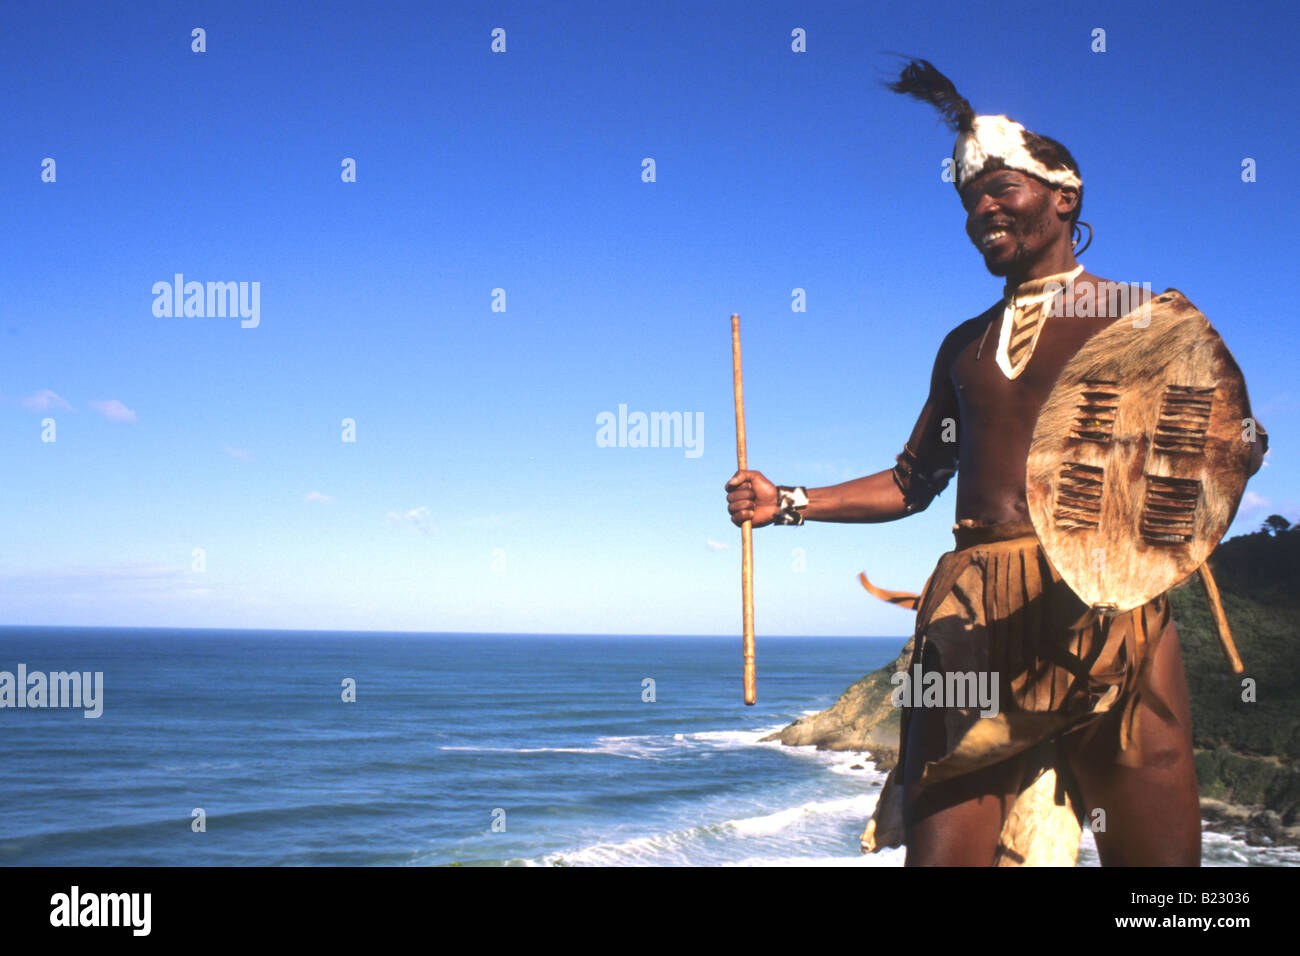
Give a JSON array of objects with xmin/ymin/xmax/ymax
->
[
  {"xmin": 724, "ymin": 851, "xmax": 903, "ymax": 867},
  {"xmin": 689, "ymin": 724, "xmax": 788, "ymax": 743},
  {"xmin": 538, "ymin": 827, "xmax": 722, "ymax": 866},
  {"xmin": 1201, "ymin": 827, "xmax": 1300, "ymax": 867},
  {"xmin": 440, "ymin": 725, "xmax": 796, "ymax": 760},
  {"xmin": 439, "ymin": 736, "xmax": 669, "ymax": 759},
  {"xmin": 536, "ymin": 792, "xmax": 882, "ymax": 866},
  {"xmin": 727, "ymin": 794, "xmax": 878, "ymax": 836},
  {"xmin": 481, "ymin": 722, "xmax": 899, "ymax": 865}
]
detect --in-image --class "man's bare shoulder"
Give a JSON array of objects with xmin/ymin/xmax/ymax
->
[{"xmin": 936, "ymin": 301, "xmax": 1002, "ymax": 361}]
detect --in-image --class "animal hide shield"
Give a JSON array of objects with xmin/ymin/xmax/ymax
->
[{"xmin": 1026, "ymin": 290, "xmax": 1255, "ymax": 612}]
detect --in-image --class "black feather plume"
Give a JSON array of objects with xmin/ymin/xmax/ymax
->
[{"xmin": 885, "ymin": 59, "xmax": 975, "ymax": 132}]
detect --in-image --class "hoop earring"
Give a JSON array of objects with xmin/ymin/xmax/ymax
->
[{"xmin": 1072, "ymin": 220, "xmax": 1093, "ymax": 256}]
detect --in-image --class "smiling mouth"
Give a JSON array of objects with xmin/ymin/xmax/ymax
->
[{"xmin": 979, "ymin": 228, "xmax": 1012, "ymax": 250}]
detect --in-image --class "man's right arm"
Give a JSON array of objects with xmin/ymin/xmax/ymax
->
[{"xmin": 800, "ymin": 468, "xmax": 910, "ymax": 523}]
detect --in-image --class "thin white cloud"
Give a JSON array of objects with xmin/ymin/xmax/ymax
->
[
  {"xmin": 224, "ymin": 444, "xmax": 254, "ymax": 462},
  {"xmin": 305, "ymin": 491, "xmax": 334, "ymax": 504},
  {"xmin": 21, "ymin": 389, "xmax": 72, "ymax": 412},
  {"xmin": 386, "ymin": 505, "xmax": 435, "ymax": 535},
  {"xmin": 89, "ymin": 399, "xmax": 138, "ymax": 423},
  {"xmin": 0, "ymin": 563, "xmax": 181, "ymax": 584},
  {"xmin": 0, "ymin": 562, "xmax": 204, "ymax": 599},
  {"xmin": 706, "ymin": 538, "xmax": 730, "ymax": 552},
  {"xmin": 1239, "ymin": 490, "xmax": 1270, "ymax": 516},
  {"xmin": 1232, "ymin": 491, "xmax": 1300, "ymax": 529}
]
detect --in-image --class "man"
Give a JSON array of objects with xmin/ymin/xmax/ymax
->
[{"xmin": 724, "ymin": 60, "xmax": 1267, "ymax": 866}]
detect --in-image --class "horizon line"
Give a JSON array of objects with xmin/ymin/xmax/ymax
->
[{"xmin": 0, "ymin": 623, "xmax": 909, "ymax": 640}]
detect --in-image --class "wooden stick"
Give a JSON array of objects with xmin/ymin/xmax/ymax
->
[
  {"xmin": 731, "ymin": 313, "xmax": 756, "ymax": 705},
  {"xmin": 1197, "ymin": 562, "xmax": 1244, "ymax": 674}
]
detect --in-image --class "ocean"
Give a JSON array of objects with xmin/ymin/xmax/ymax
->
[{"xmin": 0, "ymin": 628, "xmax": 1293, "ymax": 867}]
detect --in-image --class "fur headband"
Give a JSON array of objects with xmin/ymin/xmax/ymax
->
[{"xmin": 887, "ymin": 60, "xmax": 1082, "ymax": 194}]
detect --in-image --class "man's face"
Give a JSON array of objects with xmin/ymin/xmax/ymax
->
[{"xmin": 960, "ymin": 169, "xmax": 1067, "ymax": 277}]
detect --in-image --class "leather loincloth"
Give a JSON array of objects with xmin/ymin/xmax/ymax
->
[{"xmin": 863, "ymin": 518, "xmax": 1174, "ymax": 852}]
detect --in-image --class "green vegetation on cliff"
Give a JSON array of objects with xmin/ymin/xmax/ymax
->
[{"xmin": 1171, "ymin": 522, "xmax": 1300, "ymax": 819}]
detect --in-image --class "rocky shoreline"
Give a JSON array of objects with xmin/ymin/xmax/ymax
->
[
  {"xmin": 1200, "ymin": 798, "xmax": 1300, "ymax": 850},
  {"xmin": 760, "ymin": 638, "xmax": 912, "ymax": 771}
]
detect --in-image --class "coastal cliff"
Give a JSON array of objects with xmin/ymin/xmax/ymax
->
[{"xmin": 763, "ymin": 521, "xmax": 1300, "ymax": 847}]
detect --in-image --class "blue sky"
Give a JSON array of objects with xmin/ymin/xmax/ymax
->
[{"xmin": 3, "ymin": 0, "xmax": 1297, "ymax": 635}]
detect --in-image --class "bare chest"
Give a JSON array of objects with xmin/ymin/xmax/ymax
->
[{"xmin": 952, "ymin": 309, "xmax": 1121, "ymax": 426}]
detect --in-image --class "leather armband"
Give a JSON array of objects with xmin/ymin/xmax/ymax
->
[
  {"xmin": 773, "ymin": 485, "xmax": 809, "ymax": 526},
  {"xmin": 891, "ymin": 442, "xmax": 955, "ymax": 515}
]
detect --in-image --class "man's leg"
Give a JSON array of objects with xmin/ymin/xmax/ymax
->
[
  {"xmin": 902, "ymin": 702, "xmax": 1027, "ymax": 866},
  {"xmin": 1061, "ymin": 618, "xmax": 1201, "ymax": 866}
]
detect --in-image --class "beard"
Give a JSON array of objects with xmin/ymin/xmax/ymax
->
[
  {"xmin": 982, "ymin": 238, "xmax": 1031, "ymax": 276},
  {"xmin": 976, "ymin": 207, "xmax": 1057, "ymax": 277}
]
